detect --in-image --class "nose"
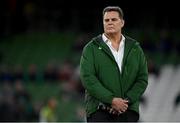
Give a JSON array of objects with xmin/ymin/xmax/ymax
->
[
  {"xmin": 107, "ymin": 20, "xmax": 113, "ymax": 24},
  {"xmin": 108, "ymin": 19, "xmax": 114, "ymax": 23},
  {"xmin": 107, "ymin": 22, "xmax": 113, "ymax": 26}
]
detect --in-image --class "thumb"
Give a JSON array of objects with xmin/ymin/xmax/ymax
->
[{"xmin": 123, "ymin": 99, "xmax": 129, "ymax": 103}]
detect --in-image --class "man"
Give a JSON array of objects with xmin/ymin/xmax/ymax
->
[
  {"xmin": 80, "ymin": 6, "xmax": 148, "ymax": 122},
  {"xmin": 40, "ymin": 97, "xmax": 57, "ymax": 122}
]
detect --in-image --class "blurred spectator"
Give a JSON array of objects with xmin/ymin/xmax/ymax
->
[
  {"xmin": 73, "ymin": 66, "xmax": 85, "ymax": 96},
  {"xmin": 32, "ymin": 101, "xmax": 42, "ymax": 121},
  {"xmin": 141, "ymin": 34, "xmax": 157, "ymax": 53},
  {"xmin": 0, "ymin": 82, "xmax": 16, "ymax": 121},
  {"xmin": 13, "ymin": 64, "xmax": 24, "ymax": 81},
  {"xmin": 40, "ymin": 97, "xmax": 58, "ymax": 122},
  {"xmin": 61, "ymin": 78, "xmax": 78, "ymax": 99},
  {"xmin": 148, "ymin": 59, "xmax": 159, "ymax": 76},
  {"xmin": 27, "ymin": 64, "xmax": 38, "ymax": 81},
  {"xmin": 75, "ymin": 106, "xmax": 86, "ymax": 122},
  {"xmin": 59, "ymin": 67, "xmax": 83, "ymax": 102},
  {"xmin": 43, "ymin": 63, "xmax": 57, "ymax": 82},
  {"xmin": 0, "ymin": 52, "xmax": 2, "ymax": 62},
  {"xmin": 13, "ymin": 80, "xmax": 33, "ymax": 121},
  {"xmin": 158, "ymin": 29, "xmax": 175, "ymax": 54},
  {"xmin": 0, "ymin": 65, "xmax": 3, "ymax": 82},
  {"xmin": 71, "ymin": 33, "xmax": 89, "ymax": 53},
  {"xmin": 0, "ymin": 64, "xmax": 14, "ymax": 83},
  {"xmin": 57, "ymin": 60, "xmax": 74, "ymax": 82}
]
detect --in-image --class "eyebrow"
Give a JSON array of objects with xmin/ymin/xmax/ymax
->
[{"xmin": 104, "ymin": 18, "xmax": 119, "ymax": 22}]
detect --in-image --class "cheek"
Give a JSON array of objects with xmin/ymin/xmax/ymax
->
[
  {"xmin": 116, "ymin": 23, "xmax": 123, "ymax": 29},
  {"xmin": 104, "ymin": 25, "xmax": 109, "ymax": 30},
  {"xmin": 103, "ymin": 23, "xmax": 106, "ymax": 28},
  {"xmin": 115, "ymin": 23, "xmax": 121, "ymax": 28}
]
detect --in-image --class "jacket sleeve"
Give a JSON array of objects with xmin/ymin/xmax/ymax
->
[
  {"xmin": 80, "ymin": 44, "xmax": 114, "ymax": 104},
  {"xmin": 125, "ymin": 45, "xmax": 148, "ymax": 104}
]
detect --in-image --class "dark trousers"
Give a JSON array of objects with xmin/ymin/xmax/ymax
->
[{"xmin": 87, "ymin": 109, "xmax": 139, "ymax": 122}]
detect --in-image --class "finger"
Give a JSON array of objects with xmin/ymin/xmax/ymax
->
[
  {"xmin": 123, "ymin": 103, "xmax": 128, "ymax": 108},
  {"xmin": 120, "ymin": 105, "xmax": 128, "ymax": 111},
  {"xmin": 106, "ymin": 107, "xmax": 110, "ymax": 111},
  {"xmin": 120, "ymin": 106, "xmax": 127, "ymax": 112},
  {"xmin": 112, "ymin": 110, "xmax": 117, "ymax": 114},
  {"xmin": 123, "ymin": 100, "xmax": 129, "ymax": 104},
  {"xmin": 109, "ymin": 108, "xmax": 113, "ymax": 113},
  {"xmin": 112, "ymin": 108, "xmax": 118, "ymax": 114},
  {"xmin": 124, "ymin": 105, "xmax": 128, "ymax": 110},
  {"xmin": 121, "ymin": 108, "xmax": 126, "ymax": 113},
  {"xmin": 119, "ymin": 108, "xmax": 125, "ymax": 113},
  {"xmin": 124, "ymin": 100, "xmax": 129, "ymax": 103},
  {"xmin": 122, "ymin": 106, "xmax": 127, "ymax": 112},
  {"xmin": 118, "ymin": 110, "xmax": 122, "ymax": 115}
]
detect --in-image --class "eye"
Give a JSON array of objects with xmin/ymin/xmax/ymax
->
[
  {"xmin": 104, "ymin": 19, "xmax": 109, "ymax": 22},
  {"xmin": 111, "ymin": 18, "xmax": 118, "ymax": 21},
  {"xmin": 104, "ymin": 18, "xmax": 119, "ymax": 22}
]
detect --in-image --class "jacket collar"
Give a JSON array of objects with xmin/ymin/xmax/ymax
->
[
  {"xmin": 93, "ymin": 34, "xmax": 136, "ymax": 71},
  {"xmin": 93, "ymin": 34, "xmax": 115, "ymax": 61}
]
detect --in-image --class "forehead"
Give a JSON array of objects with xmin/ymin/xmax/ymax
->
[{"xmin": 104, "ymin": 11, "xmax": 119, "ymax": 19}]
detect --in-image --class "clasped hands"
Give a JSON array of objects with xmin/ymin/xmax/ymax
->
[{"xmin": 110, "ymin": 97, "xmax": 129, "ymax": 115}]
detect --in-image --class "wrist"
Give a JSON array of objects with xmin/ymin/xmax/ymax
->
[{"xmin": 111, "ymin": 97, "xmax": 118, "ymax": 105}]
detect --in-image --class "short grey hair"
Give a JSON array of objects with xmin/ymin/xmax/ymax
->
[{"xmin": 103, "ymin": 6, "xmax": 124, "ymax": 19}]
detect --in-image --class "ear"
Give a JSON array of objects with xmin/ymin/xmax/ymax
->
[{"xmin": 121, "ymin": 19, "xmax": 125, "ymax": 28}]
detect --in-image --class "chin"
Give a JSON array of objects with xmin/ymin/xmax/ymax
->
[
  {"xmin": 106, "ymin": 31, "xmax": 116, "ymax": 35},
  {"xmin": 105, "ymin": 29, "xmax": 116, "ymax": 34}
]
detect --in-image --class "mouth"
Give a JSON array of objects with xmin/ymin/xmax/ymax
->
[
  {"xmin": 107, "ymin": 24, "xmax": 114, "ymax": 28},
  {"xmin": 106, "ymin": 27, "xmax": 114, "ymax": 30}
]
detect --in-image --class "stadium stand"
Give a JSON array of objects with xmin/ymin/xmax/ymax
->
[
  {"xmin": 140, "ymin": 65, "xmax": 180, "ymax": 122},
  {"xmin": 0, "ymin": 32, "xmax": 179, "ymax": 121}
]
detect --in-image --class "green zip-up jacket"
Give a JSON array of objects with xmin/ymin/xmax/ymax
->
[{"xmin": 80, "ymin": 34, "xmax": 148, "ymax": 117}]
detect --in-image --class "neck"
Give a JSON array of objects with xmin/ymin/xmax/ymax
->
[{"xmin": 105, "ymin": 32, "xmax": 122, "ymax": 44}]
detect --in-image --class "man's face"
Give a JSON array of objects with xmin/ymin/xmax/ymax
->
[{"xmin": 103, "ymin": 11, "xmax": 124, "ymax": 34}]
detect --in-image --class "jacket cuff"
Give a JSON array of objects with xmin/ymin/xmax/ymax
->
[
  {"xmin": 108, "ymin": 96, "xmax": 114, "ymax": 105},
  {"xmin": 124, "ymin": 97, "xmax": 132, "ymax": 105}
]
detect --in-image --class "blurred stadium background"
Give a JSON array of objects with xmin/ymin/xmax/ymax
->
[{"xmin": 0, "ymin": 0, "xmax": 180, "ymax": 122}]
